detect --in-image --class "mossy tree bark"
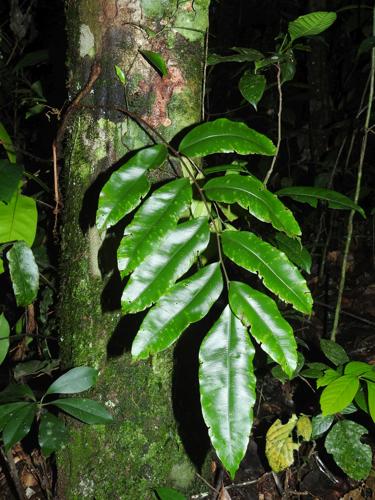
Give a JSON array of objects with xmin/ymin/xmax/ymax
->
[{"xmin": 58, "ymin": 1, "xmax": 210, "ymax": 498}]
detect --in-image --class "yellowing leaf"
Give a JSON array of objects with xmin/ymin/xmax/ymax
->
[
  {"xmin": 296, "ymin": 415, "xmax": 312, "ymax": 441},
  {"xmin": 265, "ymin": 414, "xmax": 299, "ymax": 472}
]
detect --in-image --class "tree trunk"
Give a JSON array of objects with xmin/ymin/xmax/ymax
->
[{"xmin": 58, "ymin": 1, "xmax": 210, "ymax": 498}]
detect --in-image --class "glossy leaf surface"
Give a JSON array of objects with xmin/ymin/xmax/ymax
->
[
  {"xmin": 229, "ymin": 281, "xmax": 297, "ymax": 377},
  {"xmin": 222, "ymin": 231, "xmax": 312, "ymax": 313},
  {"xmin": 140, "ymin": 50, "xmax": 168, "ymax": 76},
  {"xmin": 199, "ymin": 306, "xmax": 256, "ymax": 479},
  {"xmin": 277, "ymin": 186, "xmax": 365, "ymax": 218},
  {"xmin": 274, "ymin": 233, "xmax": 311, "ymax": 273},
  {"xmin": 0, "ymin": 402, "xmax": 29, "ymax": 430},
  {"xmin": 132, "ymin": 263, "xmax": 223, "ymax": 360},
  {"xmin": 239, "ymin": 72, "xmax": 266, "ymax": 109},
  {"xmin": 367, "ymin": 382, "xmax": 375, "ymax": 422},
  {"xmin": 39, "ymin": 412, "xmax": 68, "ymax": 456},
  {"xmin": 266, "ymin": 415, "xmax": 299, "ymax": 472},
  {"xmin": 344, "ymin": 361, "xmax": 373, "ymax": 376},
  {"xmin": 0, "ymin": 314, "xmax": 10, "ymax": 365},
  {"xmin": 320, "ymin": 375, "xmax": 359, "ymax": 415},
  {"xmin": 316, "ymin": 368, "xmax": 340, "ymax": 388},
  {"xmin": 320, "ymin": 339, "xmax": 349, "ymax": 366},
  {"xmin": 122, "ymin": 217, "xmax": 210, "ymax": 313},
  {"xmin": 50, "ymin": 398, "xmax": 113, "ymax": 424},
  {"xmin": 7, "ymin": 241, "xmax": 39, "ymax": 306},
  {"xmin": 178, "ymin": 118, "xmax": 276, "ymax": 158},
  {"xmin": 0, "ymin": 191, "xmax": 37, "ymax": 246},
  {"xmin": 325, "ymin": 421, "xmax": 371, "ymax": 480},
  {"xmin": 45, "ymin": 366, "xmax": 98, "ymax": 395},
  {"xmin": 204, "ymin": 174, "xmax": 301, "ymax": 237},
  {"xmin": 311, "ymin": 413, "xmax": 334, "ymax": 439},
  {"xmin": 96, "ymin": 145, "xmax": 168, "ymax": 232},
  {"xmin": 3, "ymin": 403, "xmax": 36, "ymax": 450},
  {"xmin": 288, "ymin": 11, "xmax": 337, "ymax": 41},
  {"xmin": 0, "ymin": 161, "xmax": 23, "ymax": 203},
  {"xmin": 118, "ymin": 178, "xmax": 191, "ymax": 276}
]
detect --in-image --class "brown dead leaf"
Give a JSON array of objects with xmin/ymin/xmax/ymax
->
[{"xmin": 218, "ymin": 485, "xmax": 232, "ymax": 500}]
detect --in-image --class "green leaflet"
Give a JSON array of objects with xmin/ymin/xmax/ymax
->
[
  {"xmin": 203, "ymin": 174, "xmax": 301, "ymax": 237},
  {"xmin": 367, "ymin": 382, "xmax": 375, "ymax": 422},
  {"xmin": 316, "ymin": 368, "xmax": 340, "ymax": 388},
  {"xmin": 0, "ymin": 191, "xmax": 37, "ymax": 246},
  {"xmin": 154, "ymin": 487, "xmax": 187, "ymax": 500},
  {"xmin": 288, "ymin": 11, "xmax": 337, "ymax": 42},
  {"xmin": 49, "ymin": 398, "xmax": 113, "ymax": 424},
  {"xmin": 96, "ymin": 145, "xmax": 168, "ymax": 232},
  {"xmin": 7, "ymin": 242, "xmax": 39, "ymax": 307},
  {"xmin": 325, "ymin": 421, "xmax": 372, "ymax": 480},
  {"xmin": 0, "ymin": 121, "xmax": 16, "ymax": 163},
  {"xmin": 274, "ymin": 233, "xmax": 311, "ymax": 273},
  {"xmin": 178, "ymin": 118, "xmax": 276, "ymax": 158},
  {"xmin": 38, "ymin": 412, "xmax": 68, "ymax": 457},
  {"xmin": 320, "ymin": 375, "xmax": 359, "ymax": 415},
  {"xmin": 344, "ymin": 361, "xmax": 373, "ymax": 377},
  {"xmin": 238, "ymin": 72, "xmax": 266, "ymax": 110},
  {"xmin": 277, "ymin": 186, "xmax": 365, "ymax": 218},
  {"xmin": 320, "ymin": 339, "xmax": 349, "ymax": 366},
  {"xmin": 122, "ymin": 217, "xmax": 210, "ymax": 313},
  {"xmin": 199, "ymin": 305, "xmax": 256, "ymax": 479},
  {"xmin": 118, "ymin": 178, "xmax": 192, "ymax": 276},
  {"xmin": 222, "ymin": 231, "xmax": 312, "ymax": 314},
  {"xmin": 3, "ymin": 403, "xmax": 36, "ymax": 451},
  {"xmin": 0, "ymin": 160, "xmax": 23, "ymax": 203},
  {"xmin": 311, "ymin": 413, "xmax": 334, "ymax": 439},
  {"xmin": 0, "ymin": 314, "xmax": 10, "ymax": 366},
  {"xmin": 131, "ymin": 263, "xmax": 223, "ymax": 360},
  {"xmin": 229, "ymin": 281, "xmax": 297, "ymax": 377},
  {"xmin": 45, "ymin": 367, "xmax": 98, "ymax": 395},
  {"xmin": 140, "ymin": 50, "xmax": 168, "ymax": 76}
]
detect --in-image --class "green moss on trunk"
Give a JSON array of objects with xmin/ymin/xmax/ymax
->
[{"xmin": 58, "ymin": 1, "xmax": 211, "ymax": 498}]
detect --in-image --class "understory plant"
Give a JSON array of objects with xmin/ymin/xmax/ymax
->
[{"xmin": 93, "ymin": 10, "xmax": 368, "ymax": 479}]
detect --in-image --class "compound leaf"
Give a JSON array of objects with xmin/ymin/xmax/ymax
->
[
  {"xmin": 7, "ymin": 241, "xmax": 39, "ymax": 306},
  {"xmin": 118, "ymin": 178, "xmax": 191, "ymax": 276},
  {"xmin": 96, "ymin": 145, "xmax": 168, "ymax": 232},
  {"xmin": 229, "ymin": 281, "xmax": 297, "ymax": 377},
  {"xmin": 325, "ymin": 421, "xmax": 371, "ymax": 480},
  {"xmin": 132, "ymin": 263, "xmax": 223, "ymax": 360},
  {"xmin": 122, "ymin": 217, "xmax": 210, "ymax": 313},
  {"xmin": 178, "ymin": 118, "xmax": 276, "ymax": 158},
  {"xmin": 199, "ymin": 305, "xmax": 256, "ymax": 479},
  {"xmin": 204, "ymin": 174, "xmax": 301, "ymax": 237},
  {"xmin": 222, "ymin": 231, "xmax": 312, "ymax": 314},
  {"xmin": 288, "ymin": 12, "xmax": 337, "ymax": 42}
]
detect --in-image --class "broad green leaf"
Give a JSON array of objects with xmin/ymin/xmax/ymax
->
[
  {"xmin": 340, "ymin": 403, "xmax": 357, "ymax": 415},
  {"xmin": 367, "ymin": 382, "xmax": 375, "ymax": 423},
  {"xmin": 288, "ymin": 12, "xmax": 337, "ymax": 42},
  {"xmin": 280, "ymin": 51, "xmax": 296, "ymax": 83},
  {"xmin": 320, "ymin": 375, "xmax": 359, "ymax": 415},
  {"xmin": 132, "ymin": 263, "xmax": 223, "ymax": 360},
  {"xmin": 203, "ymin": 160, "xmax": 248, "ymax": 175},
  {"xmin": 178, "ymin": 118, "xmax": 276, "ymax": 158},
  {"xmin": 274, "ymin": 233, "xmax": 311, "ymax": 273},
  {"xmin": 357, "ymin": 36, "xmax": 375, "ymax": 57},
  {"xmin": 271, "ymin": 352, "xmax": 305, "ymax": 382},
  {"xmin": 0, "ymin": 384, "xmax": 35, "ymax": 403},
  {"xmin": 0, "ymin": 191, "xmax": 37, "ymax": 245},
  {"xmin": 140, "ymin": 50, "xmax": 168, "ymax": 76},
  {"xmin": 229, "ymin": 281, "xmax": 297, "ymax": 377},
  {"xmin": 204, "ymin": 174, "xmax": 301, "ymax": 237},
  {"xmin": 222, "ymin": 231, "xmax": 312, "ymax": 314},
  {"xmin": 7, "ymin": 241, "xmax": 39, "ymax": 306},
  {"xmin": 0, "ymin": 402, "xmax": 29, "ymax": 430},
  {"xmin": 0, "ymin": 257, "xmax": 3, "ymax": 274},
  {"xmin": 50, "ymin": 398, "xmax": 113, "ymax": 424},
  {"xmin": 311, "ymin": 413, "xmax": 334, "ymax": 439},
  {"xmin": 118, "ymin": 178, "xmax": 191, "ymax": 276},
  {"xmin": 38, "ymin": 412, "xmax": 68, "ymax": 457},
  {"xmin": 96, "ymin": 145, "xmax": 168, "ymax": 232},
  {"xmin": 320, "ymin": 339, "xmax": 349, "ymax": 366},
  {"xmin": 122, "ymin": 217, "xmax": 210, "ymax": 313},
  {"xmin": 265, "ymin": 414, "xmax": 299, "ymax": 472},
  {"xmin": 3, "ymin": 403, "xmax": 36, "ymax": 450},
  {"xmin": 0, "ymin": 314, "xmax": 10, "ymax": 365},
  {"xmin": 0, "ymin": 121, "xmax": 16, "ymax": 163},
  {"xmin": 114, "ymin": 64, "xmax": 126, "ymax": 85},
  {"xmin": 14, "ymin": 359, "xmax": 59, "ymax": 381},
  {"xmin": 239, "ymin": 72, "xmax": 266, "ymax": 110},
  {"xmin": 277, "ymin": 186, "xmax": 365, "ymax": 218},
  {"xmin": 325, "ymin": 421, "xmax": 371, "ymax": 480},
  {"xmin": 207, "ymin": 48, "xmax": 263, "ymax": 65},
  {"xmin": 355, "ymin": 386, "xmax": 369, "ymax": 413},
  {"xmin": 199, "ymin": 306, "xmax": 256, "ymax": 479},
  {"xmin": 300, "ymin": 367, "xmax": 323, "ymax": 379},
  {"xmin": 154, "ymin": 487, "xmax": 187, "ymax": 500},
  {"xmin": 345, "ymin": 361, "xmax": 373, "ymax": 377},
  {"xmin": 316, "ymin": 368, "xmax": 340, "ymax": 388},
  {"xmin": 296, "ymin": 415, "xmax": 312, "ymax": 441},
  {"xmin": 0, "ymin": 161, "xmax": 23, "ymax": 203},
  {"xmin": 45, "ymin": 366, "xmax": 98, "ymax": 395}
]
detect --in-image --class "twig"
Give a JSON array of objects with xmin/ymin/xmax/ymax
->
[
  {"xmin": 315, "ymin": 300, "xmax": 375, "ymax": 327},
  {"xmin": 0, "ymin": 447, "xmax": 27, "ymax": 500},
  {"xmin": 264, "ymin": 64, "xmax": 282, "ymax": 186},
  {"xmin": 331, "ymin": 8, "xmax": 375, "ymax": 341}
]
